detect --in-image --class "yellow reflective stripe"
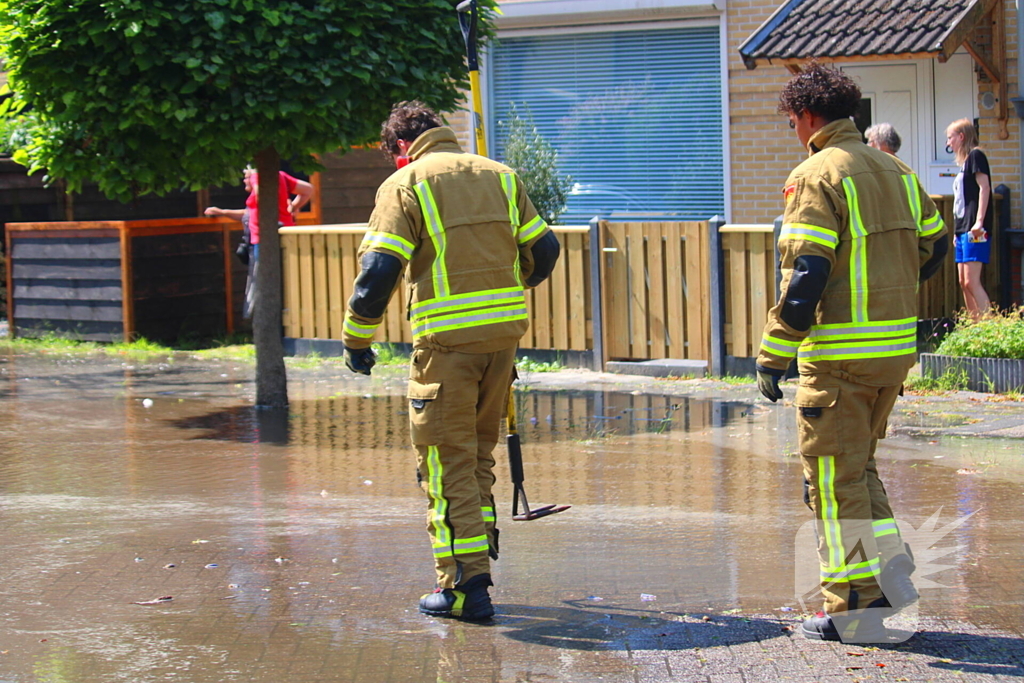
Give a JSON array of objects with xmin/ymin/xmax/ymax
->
[
  {"xmin": 799, "ymin": 337, "xmax": 917, "ymax": 361},
  {"xmin": 821, "ymin": 557, "xmax": 881, "ymax": 581},
  {"xmin": 410, "ymin": 287, "xmax": 525, "ymax": 316},
  {"xmin": 760, "ymin": 334, "xmax": 800, "ymax": 358},
  {"xmin": 453, "ymin": 535, "xmax": 490, "ymax": 555},
  {"xmin": 920, "ymin": 212, "xmax": 945, "ymax": 237},
  {"xmin": 902, "ymin": 174, "xmax": 922, "ymax": 228},
  {"xmin": 343, "ymin": 318, "xmax": 378, "ymax": 339},
  {"xmin": 450, "ymin": 590, "xmax": 467, "ymax": 617},
  {"xmin": 843, "ymin": 177, "xmax": 868, "ymax": 323},
  {"xmin": 362, "ymin": 230, "xmax": 415, "ymax": 260},
  {"xmin": 808, "ymin": 318, "xmax": 917, "ymax": 341},
  {"xmin": 780, "ymin": 223, "xmax": 839, "ymax": 249},
  {"xmin": 518, "ymin": 215, "xmax": 547, "ymax": 245},
  {"xmin": 481, "ymin": 506, "xmax": 496, "ymax": 522},
  {"xmin": 500, "ymin": 173, "xmax": 525, "ymax": 287},
  {"xmin": 414, "ymin": 180, "xmax": 450, "ymax": 299},
  {"xmin": 412, "ymin": 304, "xmax": 529, "ymax": 337},
  {"xmin": 873, "ymin": 518, "xmax": 899, "ymax": 537},
  {"xmin": 500, "ymin": 173, "xmax": 520, "ymax": 231},
  {"xmin": 818, "ymin": 456, "xmax": 844, "ymax": 571},
  {"xmin": 426, "ymin": 445, "xmax": 452, "ymax": 553}
]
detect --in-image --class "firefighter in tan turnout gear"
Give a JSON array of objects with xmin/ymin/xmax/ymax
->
[
  {"xmin": 342, "ymin": 101, "xmax": 560, "ymax": 621},
  {"xmin": 755, "ymin": 65, "xmax": 948, "ymax": 644}
]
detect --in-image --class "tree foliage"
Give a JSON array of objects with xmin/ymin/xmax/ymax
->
[
  {"xmin": 0, "ymin": 0, "xmax": 496, "ymax": 201},
  {"xmin": 500, "ymin": 106, "xmax": 572, "ymax": 225}
]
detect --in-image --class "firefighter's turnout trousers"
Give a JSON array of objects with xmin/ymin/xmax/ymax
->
[
  {"xmin": 797, "ymin": 373, "xmax": 910, "ymax": 614},
  {"xmin": 409, "ymin": 346, "xmax": 517, "ymax": 589}
]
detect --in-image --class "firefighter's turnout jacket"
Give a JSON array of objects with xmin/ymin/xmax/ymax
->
[
  {"xmin": 341, "ymin": 127, "xmax": 551, "ymax": 352},
  {"xmin": 757, "ymin": 118, "xmax": 947, "ymax": 616},
  {"xmin": 757, "ymin": 119, "xmax": 946, "ymax": 383}
]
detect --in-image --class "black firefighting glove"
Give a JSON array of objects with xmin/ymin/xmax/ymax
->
[
  {"xmin": 344, "ymin": 346, "xmax": 377, "ymax": 376},
  {"xmin": 755, "ymin": 364, "xmax": 785, "ymax": 402}
]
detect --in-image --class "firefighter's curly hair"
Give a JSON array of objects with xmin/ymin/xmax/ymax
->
[
  {"xmin": 777, "ymin": 63, "xmax": 862, "ymax": 121},
  {"xmin": 380, "ymin": 101, "xmax": 443, "ymax": 158}
]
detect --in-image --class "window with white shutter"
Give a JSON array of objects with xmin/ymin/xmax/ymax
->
[{"xmin": 490, "ymin": 25, "xmax": 724, "ymax": 223}]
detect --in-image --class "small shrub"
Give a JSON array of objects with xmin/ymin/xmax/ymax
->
[
  {"xmin": 499, "ymin": 105, "xmax": 573, "ymax": 225},
  {"xmin": 935, "ymin": 310, "xmax": 1024, "ymax": 359},
  {"xmin": 904, "ymin": 367, "xmax": 970, "ymax": 393}
]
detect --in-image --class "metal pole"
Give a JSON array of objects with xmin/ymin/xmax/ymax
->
[
  {"xmin": 996, "ymin": 184, "xmax": 1011, "ymax": 307},
  {"xmin": 708, "ymin": 216, "xmax": 726, "ymax": 377},
  {"xmin": 588, "ymin": 216, "xmax": 604, "ymax": 371}
]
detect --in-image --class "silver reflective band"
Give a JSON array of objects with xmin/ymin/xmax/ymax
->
[
  {"xmin": 799, "ymin": 339, "xmax": 917, "ymax": 360},
  {"xmin": 412, "ymin": 306, "xmax": 529, "ymax": 336},
  {"xmin": 808, "ymin": 320, "xmax": 917, "ymax": 339},
  {"xmin": 411, "ymin": 289, "xmax": 525, "ymax": 316}
]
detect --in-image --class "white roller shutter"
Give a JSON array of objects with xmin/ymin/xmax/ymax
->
[{"xmin": 490, "ymin": 25, "xmax": 724, "ymax": 222}]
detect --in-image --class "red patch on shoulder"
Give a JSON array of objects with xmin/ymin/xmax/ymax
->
[{"xmin": 783, "ymin": 183, "xmax": 797, "ymax": 204}]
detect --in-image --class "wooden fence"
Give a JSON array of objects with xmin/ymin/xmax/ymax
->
[
  {"xmin": 280, "ymin": 225, "xmax": 593, "ymax": 352},
  {"xmin": 599, "ymin": 221, "xmax": 710, "ymax": 362},
  {"xmin": 720, "ymin": 224, "xmax": 777, "ymax": 359}
]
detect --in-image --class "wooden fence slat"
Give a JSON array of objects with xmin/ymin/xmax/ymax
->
[
  {"xmin": 604, "ymin": 222, "xmax": 630, "ymax": 359},
  {"xmin": 535, "ymin": 278, "xmax": 552, "ymax": 350},
  {"xmin": 628, "ymin": 223, "xmax": 648, "ymax": 359},
  {"xmin": 727, "ymin": 232, "xmax": 748, "ymax": 357},
  {"xmin": 647, "ymin": 225, "xmax": 666, "ymax": 359},
  {"xmin": 684, "ymin": 224, "xmax": 705, "ymax": 360},
  {"xmin": 665, "ymin": 223, "xmax": 686, "ymax": 359},
  {"xmin": 550, "ymin": 235, "xmax": 569, "ymax": 350},
  {"xmin": 326, "ymin": 234, "xmax": 344, "ymax": 338},
  {"xmin": 284, "ymin": 235, "xmax": 301, "ymax": 337},
  {"xmin": 568, "ymin": 233, "xmax": 587, "ymax": 350},
  {"xmin": 749, "ymin": 233, "xmax": 769, "ymax": 357},
  {"xmin": 312, "ymin": 234, "xmax": 329, "ymax": 338},
  {"xmin": 299, "ymin": 234, "xmax": 315, "ymax": 338}
]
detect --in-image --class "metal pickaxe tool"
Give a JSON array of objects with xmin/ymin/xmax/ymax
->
[{"xmin": 506, "ymin": 387, "xmax": 570, "ymax": 521}]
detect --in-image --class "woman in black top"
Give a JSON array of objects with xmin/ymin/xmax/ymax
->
[{"xmin": 946, "ymin": 118, "xmax": 992, "ymax": 319}]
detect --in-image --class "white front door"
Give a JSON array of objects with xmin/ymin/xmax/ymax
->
[{"xmin": 842, "ymin": 64, "xmax": 921, "ymax": 174}]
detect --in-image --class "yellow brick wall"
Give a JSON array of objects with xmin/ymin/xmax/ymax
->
[
  {"xmin": 729, "ymin": 0, "xmax": 1021, "ymax": 227},
  {"xmin": 975, "ymin": 2, "xmax": 1020, "ymax": 227}
]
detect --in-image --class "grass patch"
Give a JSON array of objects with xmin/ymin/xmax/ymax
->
[
  {"xmin": 715, "ymin": 374, "xmax": 756, "ymax": 385},
  {"xmin": 0, "ymin": 333, "xmax": 174, "ymax": 359},
  {"xmin": 517, "ymin": 355, "xmax": 565, "ymax": 373},
  {"xmin": 903, "ymin": 367, "xmax": 970, "ymax": 394}
]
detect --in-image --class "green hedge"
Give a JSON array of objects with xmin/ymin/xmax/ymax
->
[{"xmin": 936, "ymin": 311, "xmax": 1024, "ymax": 359}]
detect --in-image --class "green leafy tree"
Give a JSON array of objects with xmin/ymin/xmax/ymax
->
[
  {"xmin": 0, "ymin": 0, "xmax": 495, "ymax": 407},
  {"xmin": 500, "ymin": 105, "xmax": 572, "ymax": 224}
]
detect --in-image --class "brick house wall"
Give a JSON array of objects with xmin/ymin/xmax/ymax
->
[{"xmin": 728, "ymin": 0, "xmax": 1021, "ymax": 227}]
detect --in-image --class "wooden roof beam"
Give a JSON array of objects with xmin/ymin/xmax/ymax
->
[{"xmin": 935, "ymin": 0, "xmax": 1001, "ymax": 62}]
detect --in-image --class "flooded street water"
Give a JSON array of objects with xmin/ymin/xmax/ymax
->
[{"xmin": 2, "ymin": 353, "xmax": 1023, "ymax": 682}]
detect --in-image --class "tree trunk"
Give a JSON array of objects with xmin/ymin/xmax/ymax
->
[{"xmin": 253, "ymin": 146, "xmax": 289, "ymax": 408}]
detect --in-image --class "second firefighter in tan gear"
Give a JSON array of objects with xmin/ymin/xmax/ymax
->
[
  {"xmin": 757, "ymin": 108, "xmax": 947, "ymax": 622},
  {"xmin": 342, "ymin": 103, "xmax": 560, "ymax": 617}
]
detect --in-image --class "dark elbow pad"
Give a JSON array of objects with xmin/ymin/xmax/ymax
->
[
  {"xmin": 525, "ymin": 231, "xmax": 561, "ymax": 287},
  {"xmin": 919, "ymin": 233, "xmax": 949, "ymax": 282},
  {"xmin": 349, "ymin": 252, "xmax": 403, "ymax": 319},
  {"xmin": 780, "ymin": 255, "xmax": 831, "ymax": 332}
]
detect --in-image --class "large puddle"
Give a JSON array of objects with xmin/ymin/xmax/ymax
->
[{"xmin": 1, "ymin": 354, "xmax": 1022, "ymax": 682}]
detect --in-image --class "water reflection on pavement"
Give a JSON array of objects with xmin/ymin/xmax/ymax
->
[{"xmin": 1, "ymin": 354, "xmax": 1023, "ymax": 682}]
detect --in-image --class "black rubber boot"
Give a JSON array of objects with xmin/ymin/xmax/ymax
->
[
  {"xmin": 801, "ymin": 609, "xmax": 888, "ymax": 644},
  {"xmin": 419, "ymin": 573, "xmax": 494, "ymax": 621},
  {"xmin": 878, "ymin": 554, "xmax": 919, "ymax": 615}
]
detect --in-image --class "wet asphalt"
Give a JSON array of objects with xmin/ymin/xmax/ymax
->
[{"xmin": 0, "ymin": 352, "xmax": 1022, "ymax": 682}]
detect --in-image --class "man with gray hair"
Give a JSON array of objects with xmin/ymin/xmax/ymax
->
[{"xmin": 865, "ymin": 123, "xmax": 901, "ymax": 155}]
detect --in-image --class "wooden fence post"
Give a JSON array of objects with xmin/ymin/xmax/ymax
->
[
  {"xmin": 708, "ymin": 216, "xmax": 726, "ymax": 377},
  {"xmin": 588, "ymin": 216, "xmax": 604, "ymax": 371},
  {"xmin": 996, "ymin": 185, "xmax": 1011, "ymax": 308}
]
